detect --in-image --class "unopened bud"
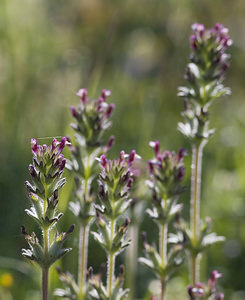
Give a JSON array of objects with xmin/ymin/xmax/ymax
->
[
  {"xmin": 127, "ymin": 177, "xmax": 133, "ymax": 189},
  {"xmin": 106, "ymin": 135, "xmax": 115, "ymax": 151},
  {"xmin": 148, "ymin": 160, "xmax": 154, "ymax": 174},
  {"xmin": 70, "ymin": 106, "xmax": 77, "ymax": 118},
  {"xmin": 76, "ymin": 88, "xmax": 87, "ymax": 103},
  {"xmin": 105, "ymin": 103, "xmax": 115, "ymax": 118},
  {"xmin": 190, "ymin": 35, "xmax": 197, "ymax": 50},
  {"xmin": 52, "ymin": 138, "xmax": 58, "ymax": 152},
  {"xmin": 101, "ymin": 89, "xmax": 111, "ymax": 99},
  {"xmin": 176, "ymin": 166, "xmax": 185, "ymax": 181},
  {"xmin": 59, "ymin": 159, "xmax": 66, "ymax": 171},
  {"xmin": 100, "ymin": 154, "xmax": 107, "ymax": 168},
  {"xmin": 59, "ymin": 137, "xmax": 67, "ymax": 152},
  {"xmin": 31, "ymin": 138, "xmax": 38, "ymax": 154},
  {"xmin": 98, "ymin": 184, "xmax": 105, "ymax": 198},
  {"xmin": 178, "ymin": 148, "xmax": 186, "ymax": 161},
  {"xmin": 128, "ymin": 150, "xmax": 136, "ymax": 165},
  {"xmin": 211, "ymin": 270, "xmax": 222, "ymax": 285},
  {"xmin": 28, "ymin": 165, "xmax": 36, "ymax": 178},
  {"xmin": 217, "ymin": 293, "xmax": 224, "ymax": 300},
  {"xmin": 119, "ymin": 151, "xmax": 125, "ymax": 163}
]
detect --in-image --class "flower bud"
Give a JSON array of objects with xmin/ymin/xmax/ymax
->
[
  {"xmin": 59, "ymin": 159, "xmax": 66, "ymax": 171},
  {"xmin": 100, "ymin": 154, "xmax": 107, "ymax": 168},
  {"xmin": 127, "ymin": 177, "xmax": 133, "ymax": 189},
  {"xmin": 105, "ymin": 103, "xmax": 115, "ymax": 118},
  {"xmin": 119, "ymin": 151, "xmax": 125, "ymax": 163},
  {"xmin": 148, "ymin": 160, "xmax": 154, "ymax": 174},
  {"xmin": 190, "ymin": 35, "xmax": 197, "ymax": 50},
  {"xmin": 58, "ymin": 137, "xmax": 67, "ymax": 152},
  {"xmin": 76, "ymin": 88, "xmax": 87, "ymax": 103},
  {"xmin": 28, "ymin": 165, "xmax": 36, "ymax": 178},
  {"xmin": 217, "ymin": 293, "xmax": 224, "ymax": 300},
  {"xmin": 210, "ymin": 270, "xmax": 222, "ymax": 286},
  {"xmin": 70, "ymin": 106, "xmax": 77, "ymax": 118},
  {"xmin": 105, "ymin": 135, "xmax": 115, "ymax": 152},
  {"xmin": 98, "ymin": 184, "xmax": 105, "ymax": 198},
  {"xmin": 31, "ymin": 139, "xmax": 38, "ymax": 154},
  {"xmin": 101, "ymin": 89, "xmax": 111, "ymax": 99},
  {"xmin": 187, "ymin": 285, "xmax": 194, "ymax": 300},
  {"xmin": 128, "ymin": 150, "xmax": 136, "ymax": 165}
]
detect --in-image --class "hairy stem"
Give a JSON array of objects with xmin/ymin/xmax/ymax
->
[
  {"xmin": 190, "ymin": 143, "xmax": 203, "ymax": 285},
  {"xmin": 78, "ymin": 224, "xmax": 89, "ymax": 298},
  {"xmin": 107, "ymin": 219, "xmax": 115, "ymax": 298}
]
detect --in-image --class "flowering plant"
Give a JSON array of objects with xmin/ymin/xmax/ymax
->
[{"xmin": 22, "ymin": 138, "xmax": 74, "ymax": 300}]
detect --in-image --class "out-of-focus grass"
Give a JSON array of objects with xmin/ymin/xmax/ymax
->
[{"xmin": 1, "ymin": 0, "xmax": 245, "ymax": 298}]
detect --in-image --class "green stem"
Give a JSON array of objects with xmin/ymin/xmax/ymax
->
[
  {"xmin": 190, "ymin": 143, "xmax": 203, "ymax": 285},
  {"xmin": 43, "ymin": 186, "xmax": 49, "ymax": 300},
  {"xmin": 42, "ymin": 267, "xmax": 49, "ymax": 300},
  {"xmin": 161, "ymin": 279, "xmax": 167, "ymax": 300},
  {"xmin": 78, "ymin": 153, "xmax": 91, "ymax": 298},
  {"xmin": 107, "ymin": 219, "xmax": 115, "ymax": 298},
  {"xmin": 159, "ymin": 195, "xmax": 168, "ymax": 300},
  {"xmin": 190, "ymin": 253, "xmax": 200, "ymax": 287},
  {"xmin": 125, "ymin": 224, "xmax": 138, "ymax": 300},
  {"xmin": 78, "ymin": 224, "xmax": 89, "ymax": 298},
  {"xmin": 160, "ymin": 223, "xmax": 168, "ymax": 267}
]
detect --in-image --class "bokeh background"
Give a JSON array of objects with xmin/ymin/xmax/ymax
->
[{"xmin": 1, "ymin": 0, "xmax": 245, "ymax": 299}]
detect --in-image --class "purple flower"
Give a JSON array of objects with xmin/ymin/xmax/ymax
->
[
  {"xmin": 27, "ymin": 137, "xmax": 68, "ymax": 198},
  {"xmin": 97, "ymin": 150, "xmax": 140, "ymax": 197},
  {"xmin": 70, "ymin": 89, "xmax": 115, "ymax": 148},
  {"xmin": 148, "ymin": 141, "xmax": 186, "ymax": 196},
  {"xmin": 31, "ymin": 138, "xmax": 38, "ymax": 154},
  {"xmin": 76, "ymin": 88, "xmax": 87, "ymax": 103},
  {"xmin": 209, "ymin": 270, "xmax": 223, "ymax": 287},
  {"xmin": 188, "ymin": 270, "xmax": 224, "ymax": 299}
]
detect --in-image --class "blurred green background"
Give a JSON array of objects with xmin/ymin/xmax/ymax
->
[{"xmin": 1, "ymin": 0, "xmax": 245, "ymax": 299}]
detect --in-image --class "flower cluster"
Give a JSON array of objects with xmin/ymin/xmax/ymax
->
[
  {"xmin": 190, "ymin": 23, "xmax": 232, "ymax": 82},
  {"xmin": 66, "ymin": 89, "xmax": 115, "ymax": 224},
  {"xmin": 178, "ymin": 23, "xmax": 232, "ymax": 143},
  {"xmin": 57, "ymin": 89, "xmax": 115, "ymax": 300},
  {"xmin": 188, "ymin": 270, "xmax": 224, "ymax": 300},
  {"xmin": 70, "ymin": 88, "xmax": 115, "ymax": 149},
  {"xmin": 93, "ymin": 150, "xmax": 138, "ymax": 253},
  {"xmin": 22, "ymin": 138, "xmax": 74, "ymax": 268},
  {"xmin": 148, "ymin": 141, "xmax": 186, "ymax": 201},
  {"xmin": 88, "ymin": 265, "xmax": 128, "ymax": 300},
  {"xmin": 139, "ymin": 142, "xmax": 186, "ymax": 299},
  {"xmin": 90, "ymin": 151, "xmax": 139, "ymax": 300}
]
